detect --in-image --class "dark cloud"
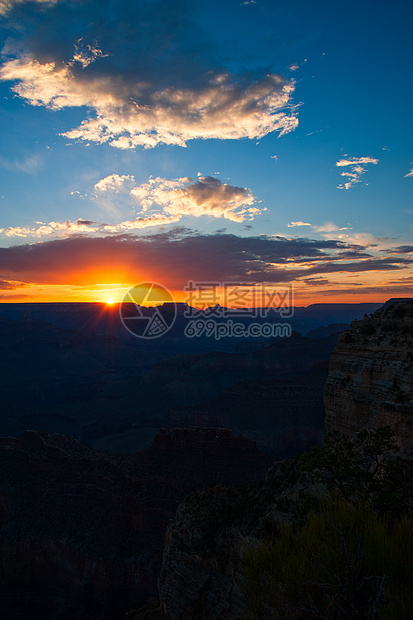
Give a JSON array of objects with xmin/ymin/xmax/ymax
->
[
  {"xmin": 76, "ymin": 219, "xmax": 95, "ymax": 227},
  {"xmin": 335, "ymin": 250, "xmax": 373, "ymax": 259},
  {"xmin": 302, "ymin": 257, "xmax": 413, "ymax": 277},
  {"xmin": 0, "ymin": 231, "xmax": 410, "ymax": 288},
  {"xmin": 314, "ymin": 286, "xmax": 413, "ymax": 298},
  {"xmin": 301, "ymin": 278, "xmax": 331, "ymax": 286},
  {"xmin": 381, "ymin": 245, "xmax": 413, "ymax": 254},
  {"xmin": 0, "ymin": 278, "xmax": 27, "ymax": 289},
  {"xmin": 0, "ymin": 293, "xmax": 33, "ymax": 299}
]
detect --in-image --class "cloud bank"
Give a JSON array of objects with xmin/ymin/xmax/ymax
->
[{"xmin": 0, "ymin": 231, "xmax": 410, "ymax": 289}]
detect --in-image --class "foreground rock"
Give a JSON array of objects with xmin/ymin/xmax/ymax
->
[{"xmin": 324, "ymin": 299, "xmax": 413, "ymax": 454}]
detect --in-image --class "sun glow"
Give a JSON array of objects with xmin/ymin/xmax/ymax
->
[{"xmin": 106, "ymin": 298, "xmax": 115, "ymax": 305}]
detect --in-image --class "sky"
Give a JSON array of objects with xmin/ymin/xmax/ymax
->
[{"xmin": 0, "ymin": 0, "xmax": 412, "ymax": 305}]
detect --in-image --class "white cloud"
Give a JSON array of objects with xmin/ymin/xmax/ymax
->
[
  {"xmin": 1, "ymin": 214, "xmax": 181, "ymax": 239},
  {"xmin": 70, "ymin": 39, "xmax": 109, "ymax": 69},
  {"xmin": 0, "ymin": 52, "xmax": 298, "ymax": 149},
  {"xmin": 94, "ymin": 174, "xmax": 135, "ymax": 193},
  {"xmin": 336, "ymin": 231, "xmax": 381, "ymax": 247},
  {"xmin": 311, "ymin": 222, "xmax": 351, "ymax": 239},
  {"xmin": 130, "ymin": 175, "xmax": 262, "ymax": 223},
  {"xmin": 336, "ymin": 156, "xmax": 379, "ymax": 167},
  {"xmin": 312, "ymin": 222, "xmax": 343, "ymax": 233},
  {"xmin": 309, "ymin": 222, "xmax": 389, "ymax": 251},
  {"xmin": 1, "ymin": 174, "xmax": 262, "ymax": 240},
  {"xmin": 336, "ymin": 155, "xmax": 379, "ymax": 189},
  {"xmin": 0, "ymin": 0, "xmax": 58, "ymax": 15},
  {"xmin": 404, "ymin": 164, "xmax": 413, "ymax": 178},
  {"xmin": 287, "ymin": 221, "xmax": 311, "ymax": 227}
]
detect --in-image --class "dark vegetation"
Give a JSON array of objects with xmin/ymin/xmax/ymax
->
[
  {"xmin": 242, "ymin": 500, "xmax": 413, "ymax": 619},
  {"xmin": 240, "ymin": 427, "xmax": 413, "ymax": 620}
]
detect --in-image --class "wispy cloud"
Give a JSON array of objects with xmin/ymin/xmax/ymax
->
[
  {"xmin": 404, "ymin": 164, "xmax": 413, "ymax": 178},
  {"xmin": 311, "ymin": 221, "xmax": 349, "ymax": 234},
  {"xmin": 336, "ymin": 155, "xmax": 379, "ymax": 189},
  {"xmin": 0, "ymin": 153, "xmax": 43, "ymax": 174},
  {"xmin": 305, "ymin": 129, "xmax": 323, "ymax": 137}
]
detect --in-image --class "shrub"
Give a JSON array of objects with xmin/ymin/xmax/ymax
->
[
  {"xmin": 241, "ymin": 499, "xmax": 413, "ymax": 619},
  {"xmin": 299, "ymin": 426, "xmax": 413, "ymax": 515}
]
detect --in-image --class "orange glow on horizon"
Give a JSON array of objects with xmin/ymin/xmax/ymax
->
[
  {"xmin": 0, "ymin": 283, "xmax": 399, "ymax": 306},
  {"xmin": 0, "ymin": 274, "xmax": 410, "ymax": 306}
]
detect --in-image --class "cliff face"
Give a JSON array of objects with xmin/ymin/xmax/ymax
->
[{"xmin": 324, "ymin": 299, "xmax": 413, "ymax": 454}]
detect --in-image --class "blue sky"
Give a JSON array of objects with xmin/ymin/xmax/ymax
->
[{"xmin": 0, "ymin": 0, "xmax": 411, "ymax": 303}]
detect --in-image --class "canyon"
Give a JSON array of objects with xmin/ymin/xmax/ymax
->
[{"xmin": 1, "ymin": 299, "xmax": 412, "ymax": 618}]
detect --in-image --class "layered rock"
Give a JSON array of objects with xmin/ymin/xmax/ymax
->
[{"xmin": 324, "ymin": 299, "xmax": 413, "ymax": 453}]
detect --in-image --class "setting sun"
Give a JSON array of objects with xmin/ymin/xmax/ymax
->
[{"xmin": 106, "ymin": 298, "xmax": 115, "ymax": 305}]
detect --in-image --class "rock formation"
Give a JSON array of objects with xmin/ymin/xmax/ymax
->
[{"xmin": 324, "ymin": 299, "xmax": 413, "ymax": 454}]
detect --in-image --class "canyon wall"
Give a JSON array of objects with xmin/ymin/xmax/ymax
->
[{"xmin": 324, "ymin": 299, "xmax": 413, "ymax": 454}]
